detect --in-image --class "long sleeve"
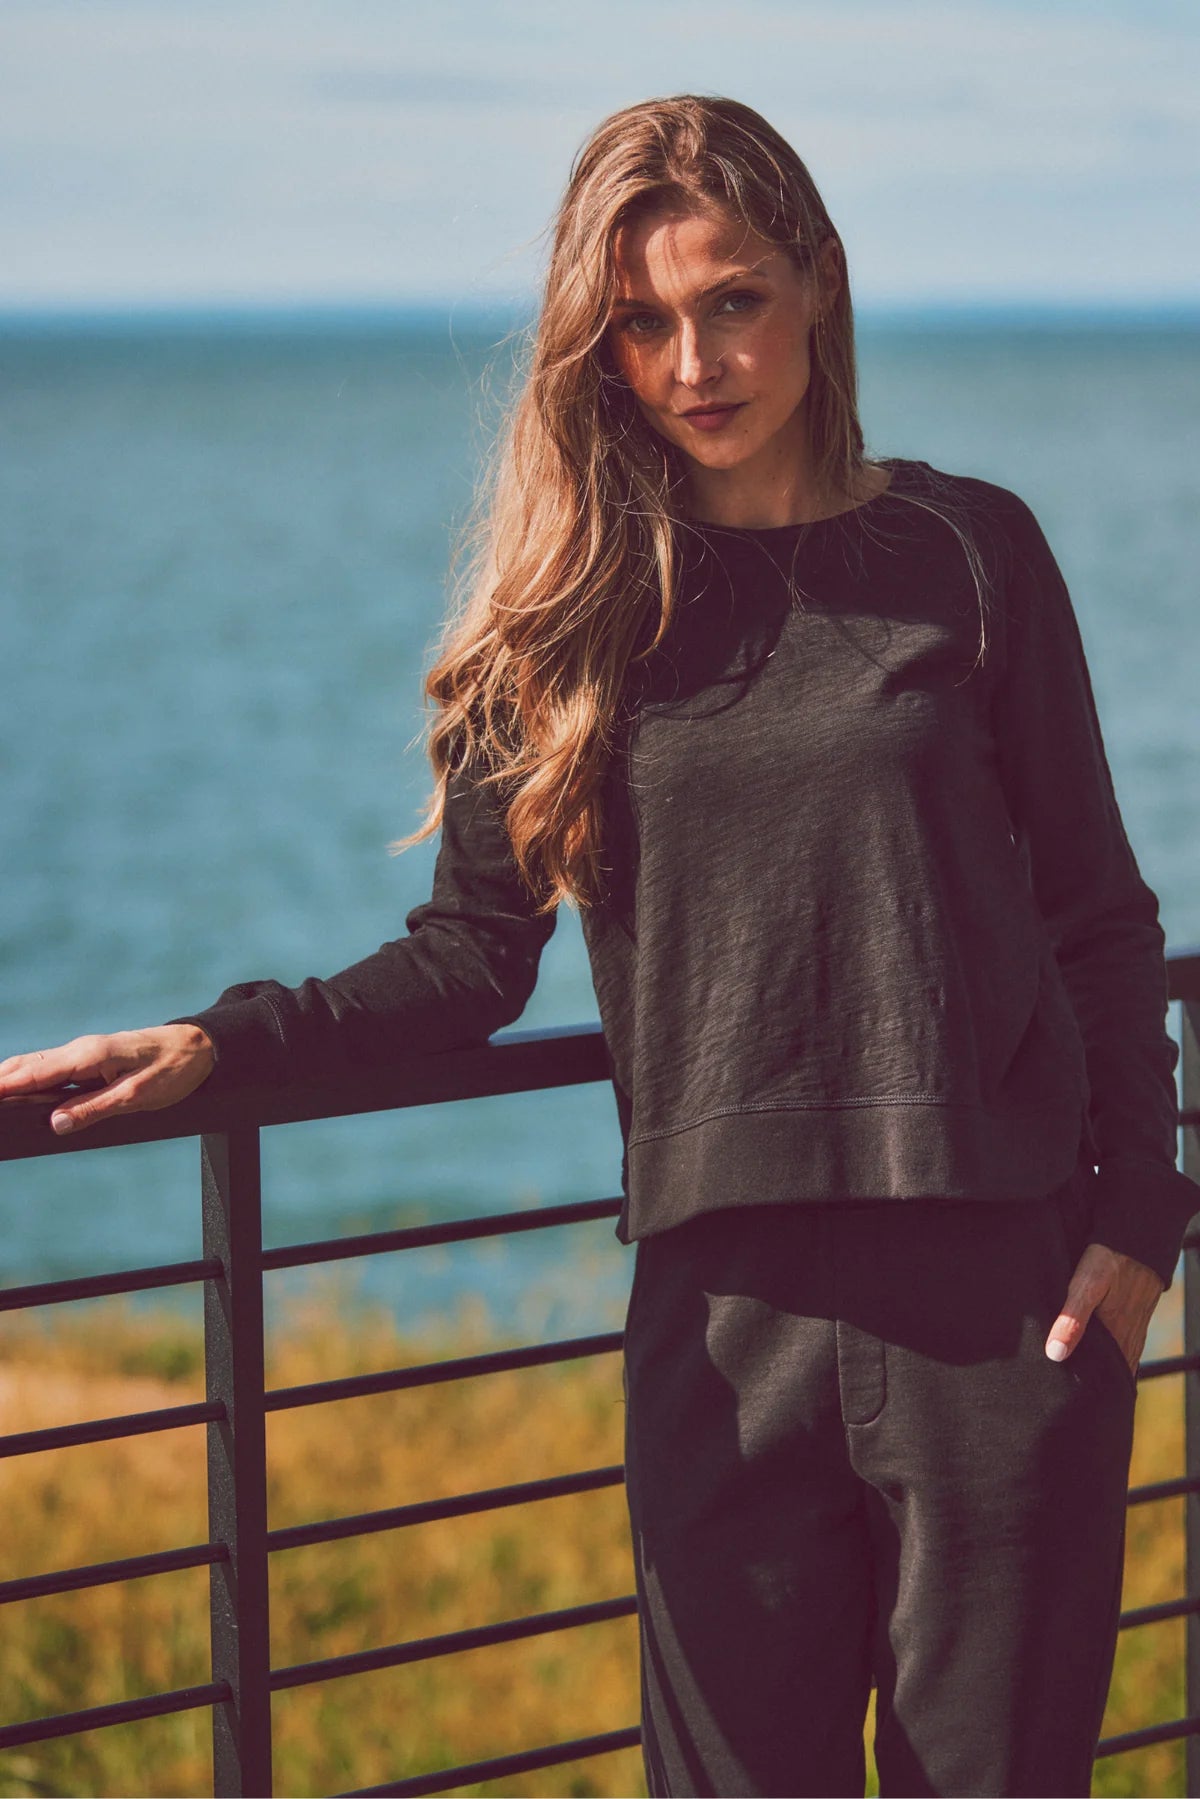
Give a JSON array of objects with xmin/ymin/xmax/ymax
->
[
  {"xmin": 990, "ymin": 495, "xmax": 1198, "ymax": 1287},
  {"xmin": 167, "ymin": 751, "xmax": 558, "ymax": 1094}
]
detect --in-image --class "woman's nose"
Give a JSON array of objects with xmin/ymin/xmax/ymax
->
[{"xmin": 675, "ymin": 320, "xmax": 722, "ymax": 387}]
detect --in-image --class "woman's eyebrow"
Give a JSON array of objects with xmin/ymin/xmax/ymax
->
[{"xmin": 611, "ymin": 260, "xmax": 774, "ymax": 313}]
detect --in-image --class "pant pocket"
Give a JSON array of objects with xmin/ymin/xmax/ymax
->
[{"xmin": 1088, "ymin": 1308, "xmax": 1141, "ymax": 1396}]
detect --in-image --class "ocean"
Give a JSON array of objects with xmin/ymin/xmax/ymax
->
[{"xmin": 1, "ymin": 308, "xmax": 1197, "ymax": 1340}]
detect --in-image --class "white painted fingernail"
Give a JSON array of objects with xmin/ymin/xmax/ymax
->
[
  {"xmin": 1046, "ymin": 1340, "xmax": 1068, "ymax": 1362},
  {"xmin": 50, "ymin": 1112, "xmax": 74, "ymax": 1134}
]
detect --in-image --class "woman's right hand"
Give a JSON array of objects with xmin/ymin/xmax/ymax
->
[{"xmin": 0, "ymin": 1025, "xmax": 216, "ymax": 1135}]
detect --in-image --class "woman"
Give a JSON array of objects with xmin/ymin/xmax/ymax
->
[{"xmin": 1, "ymin": 95, "xmax": 1195, "ymax": 1797}]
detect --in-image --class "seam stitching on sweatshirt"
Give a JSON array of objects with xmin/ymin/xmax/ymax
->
[
  {"xmin": 261, "ymin": 993, "xmax": 290, "ymax": 1042},
  {"xmin": 626, "ymin": 1092, "xmax": 1069, "ymax": 1149}
]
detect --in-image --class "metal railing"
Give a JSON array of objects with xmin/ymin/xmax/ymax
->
[{"xmin": 0, "ymin": 955, "xmax": 1197, "ymax": 1797}]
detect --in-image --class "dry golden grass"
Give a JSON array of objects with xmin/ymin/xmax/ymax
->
[
  {"xmin": 0, "ymin": 1276, "xmax": 1190, "ymax": 1798},
  {"xmin": 0, "ymin": 1279, "xmax": 641, "ymax": 1799}
]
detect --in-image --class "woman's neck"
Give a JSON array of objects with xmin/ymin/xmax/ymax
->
[{"xmin": 684, "ymin": 439, "xmax": 889, "ymax": 530}]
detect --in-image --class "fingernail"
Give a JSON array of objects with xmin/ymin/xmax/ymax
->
[
  {"xmin": 1046, "ymin": 1339, "xmax": 1068, "ymax": 1362},
  {"xmin": 50, "ymin": 1112, "xmax": 74, "ymax": 1135}
]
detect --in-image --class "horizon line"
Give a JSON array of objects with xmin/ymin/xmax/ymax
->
[{"xmin": 1, "ymin": 294, "xmax": 1199, "ymax": 334}]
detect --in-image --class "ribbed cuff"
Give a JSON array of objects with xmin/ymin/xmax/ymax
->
[{"xmin": 1088, "ymin": 1157, "xmax": 1200, "ymax": 1291}]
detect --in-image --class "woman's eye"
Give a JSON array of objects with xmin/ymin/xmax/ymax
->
[
  {"xmin": 716, "ymin": 290, "xmax": 761, "ymax": 316},
  {"xmin": 616, "ymin": 292, "xmax": 761, "ymax": 337}
]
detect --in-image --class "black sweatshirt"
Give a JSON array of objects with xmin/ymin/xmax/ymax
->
[{"xmin": 169, "ymin": 458, "xmax": 1198, "ymax": 1288}]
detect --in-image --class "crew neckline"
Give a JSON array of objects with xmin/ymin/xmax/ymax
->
[{"xmin": 688, "ymin": 457, "xmax": 910, "ymax": 537}]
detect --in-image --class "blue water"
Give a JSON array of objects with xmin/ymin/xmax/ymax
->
[{"xmin": 1, "ymin": 309, "xmax": 1197, "ymax": 1341}]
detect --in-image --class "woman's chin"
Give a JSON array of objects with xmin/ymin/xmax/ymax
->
[{"xmin": 675, "ymin": 432, "xmax": 761, "ymax": 471}]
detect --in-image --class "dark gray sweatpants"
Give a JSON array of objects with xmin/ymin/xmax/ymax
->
[{"xmin": 621, "ymin": 1154, "xmax": 1138, "ymax": 1797}]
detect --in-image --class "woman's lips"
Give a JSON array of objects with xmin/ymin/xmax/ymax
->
[{"xmin": 680, "ymin": 403, "xmax": 746, "ymax": 433}]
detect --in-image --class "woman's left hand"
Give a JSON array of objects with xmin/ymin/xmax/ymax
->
[{"xmin": 1045, "ymin": 1243, "xmax": 1163, "ymax": 1379}]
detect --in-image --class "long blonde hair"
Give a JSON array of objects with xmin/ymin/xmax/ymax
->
[{"xmin": 392, "ymin": 93, "xmax": 989, "ymax": 911}]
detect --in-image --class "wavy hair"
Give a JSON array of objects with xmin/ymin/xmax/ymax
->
[{"xmin": 391, "ymin": 93, "xmax": 990, "ymax": 911}]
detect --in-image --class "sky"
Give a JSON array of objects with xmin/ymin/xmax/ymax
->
[{"xmin": 1, "ymin": 0, "xmax": 1197, "ymax": 315}]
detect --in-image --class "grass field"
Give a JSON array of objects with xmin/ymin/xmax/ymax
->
[{"xmin": 0, "ymin": 1272, "xmax": 1190, "ymax": 1798}]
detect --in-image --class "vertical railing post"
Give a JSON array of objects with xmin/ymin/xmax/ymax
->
[
  {"xmin": 203, "ymin": 1127, "xmax": 273, "ymax": 1798},
  {"xmin": 1182, "ymin": 1000, "xmax": 1200, "ymax": 1798}
]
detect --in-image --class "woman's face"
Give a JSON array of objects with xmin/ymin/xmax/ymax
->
[{"xmin": 606, "ymin": 199, "xmax": 838, "ymax": 480}]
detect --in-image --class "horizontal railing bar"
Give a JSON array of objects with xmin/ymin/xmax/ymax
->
[
  {"xmin": 271, "ymin": 1594, "xmax": 638, "ymax": 1692},
  {"xmin": 0, "ymin": 1255, "xmax": 221, "ymax": 1314},
  {"xmin": 262, "ymin": 1196, "xmax": 623, "ymax": 1273},
  {"xmin": 0, "ymin": 962, "xmax": 1193, "ymax": 1169},
  {"xmin": 263, "ymin": 1330, "xmax": 1190, "ymax": 1421},
  {"xmin": 269, "ymin": 1465, "xmax": 625, "ymax": 1553},
  {"xmin": 265, "ymin": 1332, "xmax": 623, "ymax": 1414},
  {"xmin": 1120, "ymin": 1594, "xmax": 1200, "ymax": 1630},
  {"xmin": 339, "ymin": 1725, "xmax": 643, "ymax": 1798},
  {"xmin": 1167, "ymin": 947, "xmax": 1200, "ymax": 1002},
  {"xmin": 0, "ymin": 1680, "xmax": 231, "ymax": 1750},
  {"xmin": 0, "ymin": 1540, "xmax": 227, "ymax": 1606},
  {"xmin": 0, "ymin": 1468, "xmax": 1178, "ymax": 1595},
  {"xmin": 1136, "ymin": 1353, "xmax": 1200, "ymax": 1380},
  {"xmin": 1097, "ymin": 1713, "xmax": 1200, "ymax": 1757},
  {"xmin": 1128, "ymin": 1475, "xmax": 1200, "ymax": 1506},
  {"xmin": 0, "ymin": 1398, "xmax": 223, "ymax": 1460},
  {"xmin": 0, "ymin": 1022, "xmax": 610, "ymax": 1163}
]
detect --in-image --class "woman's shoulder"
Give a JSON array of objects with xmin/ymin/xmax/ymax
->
[
  {"xmin": 888, "ymin": 457, "xmax": 1045, "ymax": 539},
  {"xmin": 883, "ymin": 460, "xmax": 1060, "ymax": 590}
]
